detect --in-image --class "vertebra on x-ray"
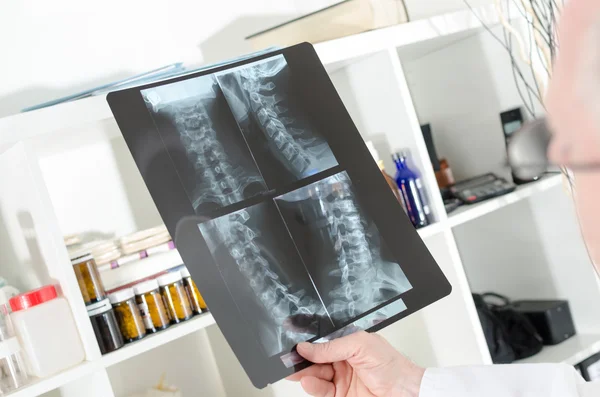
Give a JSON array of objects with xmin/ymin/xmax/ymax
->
[
  {"xmin": 141, "ymin": 75, "xmax": 267, "ymax": 214},
  {"xmin": 216, "ymin": 55, "xmax": 338, "ymax": 187},
  {"xmin": 199, "ymin": 202, "xmax": 333, "ymax": 357},
  {"xmin": 275, "ymin": 172, "xmax": 412, "ymax": 326}
]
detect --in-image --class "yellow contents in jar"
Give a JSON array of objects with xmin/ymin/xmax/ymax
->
[
  {"xmin": 136, "ymin": 291, "xmax": 170, "ymax": 332},
  {"xmin": 72, "ymin": 255, "xmax": 105, "ymax": 304},
  {"xmin": 161, "ymin": 281, "xmax": 193, "ymax": 323},
  {"xmin": 185, "ymin": 277, "xmax": 207, "ymax": 313},
  {"xmin": 113, "ymin": 299, "xmax": 146, "ymax": 343}
]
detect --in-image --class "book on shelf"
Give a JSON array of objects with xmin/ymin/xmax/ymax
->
[{"xmin": 246, "ymin": 0, "xmax": 409, "ymax": 50}]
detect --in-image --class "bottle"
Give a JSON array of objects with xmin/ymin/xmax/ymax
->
[
  {"xmin": 393, "ymin": 151, "xmax": 431, "ymax": 228},
  {"xmin": 365, "ymin": 141, "xmax": 406, "ymax": 212}
]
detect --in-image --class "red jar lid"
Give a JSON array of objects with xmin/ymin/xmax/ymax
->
[{"xmin": 9, "ymin": 285, "xmax": 58, "ymax": 312}]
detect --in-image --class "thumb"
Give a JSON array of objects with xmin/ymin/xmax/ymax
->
[{"xmin": 297, "ymin": 331, "xmax": 369, "ymax": 364}]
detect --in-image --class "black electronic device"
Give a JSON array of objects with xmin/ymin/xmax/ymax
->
[
  {"xmin": 421, "ymin": 124, "xmax": 441, "ymax": 171},
  {"xmin": 500, "ymin": 108, "xmax": 541, "ymax": 184},
  {"xmin": 450, "ymin": 173, "xmax": 516, "ymax": 204},
  {"xmin": 579, "ymin": 352, "xmax": 600, "ymax": 381},
  {"xmin": 107, "ymin": 43, "xmax": 451, "ymax": 388},
  {"xmin": 513, "ymin": 300, "xmax": 576, "ymax": 345}
]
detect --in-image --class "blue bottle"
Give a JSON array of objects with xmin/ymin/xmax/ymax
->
[{"xmin": 393, "ymin": 151, "xmax": 431, "ymax": 228}]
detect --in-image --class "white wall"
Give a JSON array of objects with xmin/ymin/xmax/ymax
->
[{"xmin": 0, "ymin": 0, "xmax": 492, "ymax": 118}]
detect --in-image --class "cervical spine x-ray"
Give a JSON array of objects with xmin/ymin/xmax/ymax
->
[{"xmin": 141, "ymin": 55, "xmax": 412, "ymax": 358}]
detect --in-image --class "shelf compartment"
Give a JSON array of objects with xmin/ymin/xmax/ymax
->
[
  {"xmin": 6, "ymin": 361, "xmax": 102, "ymax": 397},
  {"xmin": 101, "ymin": 313, "xmax": 215, "ymax": 367},
  {"xmin": 517, "ymin": 334, "xmax": 600, "ymax": 366},
  {"xmin": 448, "ymin": 175, "xmax": 564, "ymax": 227}
]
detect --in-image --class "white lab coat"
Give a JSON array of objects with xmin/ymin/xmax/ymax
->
[{"xmin": 420, "ymin": 364, "xmax": 599, "ymax": 397}]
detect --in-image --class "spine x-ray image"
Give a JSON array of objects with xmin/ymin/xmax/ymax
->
[
  {"xmin": 216, "ymin": 55, "xmax": 338, "ymax": 183},
  {"xmin": 142, "ymin": 76, "xmax": 267, "ymax": 214},
  {"xmin": 141, "ymin": 54, "xmax": 410, "ymax": 359},
  {"xmin": 275, "ymin": 172, "xmax": 412, "ymax": 326},
  {"xmin": 199, "ymin": 203, "xmax": 332, "ymax": 357}
]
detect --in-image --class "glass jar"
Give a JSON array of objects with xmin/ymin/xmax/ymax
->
[
  {"xmin": 133, "ymin": 280, "xmax": 170, "ymax": 333},
  {"xmin": 180, "ymin": 267, "xmax": 207, "ymax": 314},
  {"xmin": 158, "ymin": 272, "xmax": 193, "ymax": 324},
  {"xmin": 71, "ymin": 253, "xmax": 106, "ymax": 305},
  {"xmin": 0, "ymin": 305, "xmax": 29, "ymax": 394},
  {"xmin": 87, "ymin": 299, "xmax": 124, "ymax": 355},
  {"xmin": 108, "ymin": 289, "xmax": 146, "ymax": 344}
]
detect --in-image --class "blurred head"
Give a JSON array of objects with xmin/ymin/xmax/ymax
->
[{"xmin": 545, "ymin": 1, "xmax": 600, "ymax": 272}]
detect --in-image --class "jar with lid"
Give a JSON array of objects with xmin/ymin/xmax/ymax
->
[
  {"xmin": 87, "ymin": 299, "xmax": 124, "ymax": 355},
  {"xmin": 71, "ymin": 253, "xmax": 106, "ymax": 305},
  {"xmin": 108, "ymin": 289, "xmax": 146, "ymax": 344},
  {"xmin": 133, "ymin": 280, "xmax": 170, "ymax": 333},
  {"xmin": 0, "ymin": 305, "xmax": 28, "ymax": 394},
  {"xmin": 180, "ymin": 267, "xmax": 207, "ymax": 314},
  {"xmin": 157, "ymin": 272, "xmax": 193, "ymax": 324},
  {"xmin": 9, "ymin": 285, "xmax": 85, "ymax": 377}
]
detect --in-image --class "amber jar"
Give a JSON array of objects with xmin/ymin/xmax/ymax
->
[
  {"xmin": 71, "ymin": 253, "xmax": 106, "ymax": 305},
  {"xmin": 180, "ymin": 268, "xmax": 207, "ymax": 314},
  {"xmin": 157, "ymin": 272, "xmax": 193, "ymax": 323},
  {"xmin": 108, "ymin": 288, "xmax": 146, "ymax": 343},
  {"xmin": 133, "ymin": 280, "xmax": 170, "ymax": 333}
]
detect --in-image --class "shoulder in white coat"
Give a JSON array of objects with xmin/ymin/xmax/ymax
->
[{"xmin": 419, "ymin": 364, "xmax": 599, "ymax": 397}]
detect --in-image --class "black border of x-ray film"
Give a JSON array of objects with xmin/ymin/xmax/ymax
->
[{"xmin": 107, "ymin": 42, "xmax": 451, "ymax": 389}]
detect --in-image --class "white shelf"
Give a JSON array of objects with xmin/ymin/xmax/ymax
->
[
  {"xmin": 0, "ymin": 95, "xmax": 112, "ymax": 147},
  {"xmin": 517, "ymin": 334, "xmax": 600, "ymax": 366},
  {"xmin": 101, "ymin": 313, "xmax": 215, "ymax": 367},
  {"xmin": 448, "ymin": 175, "xmax": 564, "ymax": 228},
  {"xmin": 417, "ymin": 222, "xmax": 445, "ymax": 239},
  {"xmin": 6, "ymin": 361, "xmax": 102, "ymax": 397},
  {"xmin": 7, "ymin": 314, "xmax": 216, "ymax": 396},
  {"xmin": 315, "ymin": 3, "xmax": 516, "ymax": 65},
  {"xmin": 100, "ymin": 249, "xmax": 184, "ymax": 291}
]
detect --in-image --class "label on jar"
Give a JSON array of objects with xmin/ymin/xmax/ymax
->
[{"xmin": 137, "ymin": 302, "xmax": 154, "ymax": 330}]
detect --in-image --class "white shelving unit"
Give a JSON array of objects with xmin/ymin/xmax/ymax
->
[
  {"xmin": 518, "ymin": 334, "xmax": 600, "ymax": 366},
  {"xmin": 1, "ymin": 4, "xmax": 598, "ymax": 397}
]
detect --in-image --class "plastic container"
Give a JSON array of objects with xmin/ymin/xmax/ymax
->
[
  {"xmin": 71, "ymin": 253, "xmax": 106, "ymax": 305},
  {"xmin": 108, "ymin": 289, "xmax": 146, "ymax": 343},
  {"xmin": 87, "ymin": 299, "xmax": 124, "ymax": 354},
  {"xmin": 134, "ymin": 280, "xmax": 170, "ymax": 333},
  {"xmin": 180, "ymin": 268, "xmax": 207, "ymax": 314},
  {"xmin": 393, "ymin": 151, "xmax": 431, "ymax": 228},
  {"xmin": 0, "ymin": 305, "xmax": 28, "ymax": 394},
  {"xmin": 9, "ymin": 285, "xmax": 85, "ymax": 378},
  {"xmin": 157, "ymin": 273, "xmax": 193, "ymax": 323}
]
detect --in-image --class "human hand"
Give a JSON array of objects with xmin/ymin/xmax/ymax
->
[{"xmin": 287, "ymin": 331, "xmax": 424, "ymax": 397}]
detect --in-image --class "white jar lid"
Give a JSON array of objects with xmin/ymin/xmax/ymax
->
[
  {"xmin": 86, "ymin": 299, "xmax": 112, "ymax": 317},
  {"xmin": 108, "ymin": 288, "xmax": 135, "ymax": 304},
  {"xmin": 0, "ymin": 337, "xmax": 21, "ymax": 359},
  {"xmin": 133, "ymin": 279, "xmax": 160, "ymax": 296},
  {"xmin": 157, "ymin": 272, "xmax": 183, "ymax": 287},
  {"xmin": 180, "ymin": 267, "xmax": 191, "ymax": 278}
]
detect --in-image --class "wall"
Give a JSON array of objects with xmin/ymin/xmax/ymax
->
[
  {"xmin": 0, "ymin": 0, "xmax": 492, "ymax": 119},
  {"xmin": 402, "ymin": 23, "xmax": 544, "ymax": 182}
]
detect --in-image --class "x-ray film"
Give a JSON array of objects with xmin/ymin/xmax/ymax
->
[{"xmin": 108, "ymin": 43, "xmax": 451, "ymax": 388}]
